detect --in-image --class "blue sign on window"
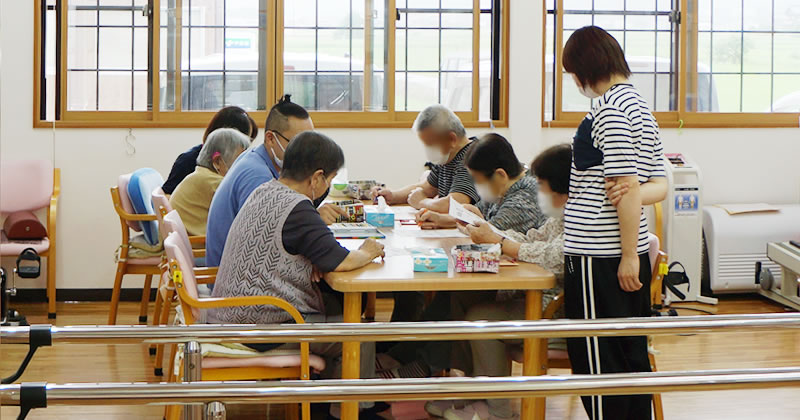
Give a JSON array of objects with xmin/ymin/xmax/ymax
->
[{"xmin": 225, "ymin": 38, "xmax": 251, "ymax": 49}]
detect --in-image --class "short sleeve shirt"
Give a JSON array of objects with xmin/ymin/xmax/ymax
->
[
  {"xmin": 564, "ymin": 84, "xmax": 666, "ymax": 257},
  {"xmin": 426, "ymin": 138, "xmax": 479, "ymax": 204}
]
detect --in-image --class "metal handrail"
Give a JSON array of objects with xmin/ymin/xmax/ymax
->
[
  {"xmin": 4, "ymin": 312, "xmax": 800, "ymax": 345},
  {"xmin": 2, "ymin": 367, "xmax": 800, "ymax": 406}
]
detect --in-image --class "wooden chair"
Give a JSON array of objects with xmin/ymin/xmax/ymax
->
[
  {"xmin": 0, "ymin": 161, "xmax": 60, "ymax": 318},
  {"xmin": 163, "ymin": 232, "xmax": 322, "ymax": 420},
  {"xmin": 108, "ymin": 175, "xmax": 162, "ymax": 325},
  {"xmin": 150, "ymin": 206, "xmax": 211, "ymax": 376}
]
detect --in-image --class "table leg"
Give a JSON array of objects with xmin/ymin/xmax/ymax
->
[
  {"xmin": 522, "ymin": 290, "xmax": 545, "ymax": 420},
  {"xmin": 341, "ymin": 291, "xmax": 362, "ymax": 420}
]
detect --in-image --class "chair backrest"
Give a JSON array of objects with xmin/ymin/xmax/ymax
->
[
  {"xmin": 151, "ymin": 188, "xmax": 173, "ymax": 242},
  {"xmin": 0, "ymin": 160, "xmax": 54, "ymax": 213},
  {"xmin": 117, "ymin": 173, "xmax": 142, "ymax": 232},
  {"xmin": 163, "ymin": 210, "xmax": 194, "ymax": 267},
  {"xmin": 164, "ymin": 232, "xmax": 202, "ymax": 323},
  {"xmin": 128, "ymin": 168, "xmax": 164, "ymax": 245}
]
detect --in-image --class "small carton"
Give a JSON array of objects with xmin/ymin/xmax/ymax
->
[
  {"xmin": 332, "ymin": 200, "xmax": 365, "ymax": 223},
  {"xmin": 411, "ymin": 248, "xmax": 449, "ymax": 272},
  {"xmin": 347, "ymin": 180, "xmax": 383, "ymax": 200},
  {"xmin": 451, "ymin": 244, "xmax": 501, "ymax": 273}
]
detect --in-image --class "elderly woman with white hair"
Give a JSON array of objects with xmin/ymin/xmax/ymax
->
[{"xmin": 169, "ymin": 127, "xmax": 250, "ymax": 237}]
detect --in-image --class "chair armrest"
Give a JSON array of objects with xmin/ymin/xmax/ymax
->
[
  {"xmin": 543, "ymin": 292, "xmax": 565, "ymax": 319},
  {"xmin": 194, "ymin": 266, "xmax": 218, "ymax": 276},
  {"xmin": 196, "ymin": 275, "xmax": 217, "ymax": 284},
  {"xmin": 192, "ymin": 296, "xmax": 305, "ymax": 325}
]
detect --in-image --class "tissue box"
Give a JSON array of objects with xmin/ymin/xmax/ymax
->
[
  {"xmin": 332, "ymin": 200, "xmax": 365, "ymax": 223},
  {"xmin": 451, "ymin": 244, "xmax": 501, "ymax": 273},
  {"xmin": 347, "ymin": 180, "xmax": 383, "ymax": 200},
  {"xmin": 366, "ymin": 207, "xmax": 395, "ymax": 227},
  {"xmin": 411, "ymin": 248, "xmax": 449, "ymax": 272}
]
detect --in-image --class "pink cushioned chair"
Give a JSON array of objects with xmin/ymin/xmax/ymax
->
[
  {"xmin": 108, "ymin": 174, "xmax": 163, "ymax": 325},
  {"xmin": 163, "ymin": 232, "xmax": 322, "ymax": 420},
  {"xmin": 0, "ymin": 160, "xmax": 60, "ymax": 318},
  {"xmin": 150, "ymin": 206, "xmax": 214, "ymax": 376}
]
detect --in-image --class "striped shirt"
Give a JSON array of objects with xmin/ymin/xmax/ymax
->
[
  {"xmin": 426, "ymin": 138, "xmax": 480, "ymax": 204},
  {"xmin": 564, "ymin": 83, "xmax": 666, "ymax": 257}
]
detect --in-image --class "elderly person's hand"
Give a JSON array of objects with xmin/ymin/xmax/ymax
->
[
  {"xmin": 359, "ymin": 238, "xmax": 386, "ymax": 260},
  {"xmin": 407, "ymin": 187, "xmax": 427, "ymax": 209},
  {"xmin": 370, "ymin": 186, "xmax": 393, "ymax": 202},
  {"xmin": 317, "ymin": 203, "xmax": 348, "ymax": 225},
  {"xmin": 465, "ymin": 221, "xmax": 503, "ymax": 244}
]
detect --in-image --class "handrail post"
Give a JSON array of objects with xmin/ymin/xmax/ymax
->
[
  {"xmin": 205, "ymin": 401, "xmax": 226, "ymax": 420},
  {"xmin": 183, "ymin": 341, "xmax": 203, "ymax": 420}
]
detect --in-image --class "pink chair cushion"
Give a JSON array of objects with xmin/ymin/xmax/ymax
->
[
  {"xmin": 163, "ymin": 210, "xmax": 194, "ymax": 266},
  {"xmin": 0, "ymin": 232, "xmax": 50, "ymax": 255},
  {"xmin": 118, "ymin": 174, "xmax": 141, "ymax": 232},
  {"xmin": 165, "ymin": 232, "xmax": 202, "ymax": 320},
  {"xmin": 648, "ymin": 233, "xmax": 660, "ymax": 271},
  {"xmin": 202, "ymin": 353, "xmax": 326, "ymax": 373},
  {"xmin": 0, "ymin": 160, "xmax": 53, "ymax": 213}
]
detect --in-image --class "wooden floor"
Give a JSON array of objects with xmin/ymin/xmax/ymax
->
[{"xmin": 2, "ymin": 295, "xmax": 800, "ymax": 419}]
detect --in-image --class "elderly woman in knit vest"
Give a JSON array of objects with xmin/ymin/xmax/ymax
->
[{"xmin": 209, "ymin": 130, "xmax": 385, "ymax": 419}]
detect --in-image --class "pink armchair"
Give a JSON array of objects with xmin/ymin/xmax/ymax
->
[{"xmin": 0, "ymin": 160, "xmax": 60, "ymax": 318}]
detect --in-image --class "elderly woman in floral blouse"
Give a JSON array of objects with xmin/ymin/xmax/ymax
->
[{"xmin": 426, "ymin": 144, "xmax": 572, "ymax": 420}]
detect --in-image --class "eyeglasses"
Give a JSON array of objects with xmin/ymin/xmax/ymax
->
[{"xmin": 271, "ymin": 130, "xmax": 291, "ymax": 144}]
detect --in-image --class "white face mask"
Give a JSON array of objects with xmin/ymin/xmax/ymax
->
[
  {"xmin": 537, "ymin": 191, "xmax": 563, "ymax": 218},
  {"xmin": 271, "ymin": 133, "xmax": 287, "ymax": 168},
  {"xmin": 577, "ymin": 84, "xmax": 601, "ymax": 99},
  {"xmin": 425, "ymin": 144, "xmax": 450, "ymax": 165},
  {"xmin": 476, "ymin": 183, "xmax": 499, "ymax": 204}
]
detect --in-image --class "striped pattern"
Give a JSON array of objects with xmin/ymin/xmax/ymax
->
[
  {"xmin": 426, "ymin": 139, "xmax": 479, "ymax": 204},
  {"xmin": 209, "ymin": 180, "xmax": 323, "ymax": 324},
  {"xmin": 565, "ymin": 84, "xmax": 665, "ymax": 257}
]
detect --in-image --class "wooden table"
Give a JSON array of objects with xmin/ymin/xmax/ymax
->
[{"xmin": 325, "ymin": 206, "xmax": 555, "ymax": 420}]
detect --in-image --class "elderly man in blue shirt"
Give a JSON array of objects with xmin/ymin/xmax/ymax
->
[{"xmin": 206, "ymin": 95, "xmax": 347, "ymax": 268}]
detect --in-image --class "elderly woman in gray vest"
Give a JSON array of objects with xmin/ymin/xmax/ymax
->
[{"xmin": 209, "ymin": 130, "xmax": 385, "ymax": 419}]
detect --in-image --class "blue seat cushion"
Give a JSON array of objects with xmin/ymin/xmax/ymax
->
[{"xmin": 127, "ymin": 168, "xmax": 164, "ymax": 246}]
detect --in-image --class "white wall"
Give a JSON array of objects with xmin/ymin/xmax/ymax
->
[{"xmin": 1, "ymin": 1, "xmax": 798, "ymax": 290}]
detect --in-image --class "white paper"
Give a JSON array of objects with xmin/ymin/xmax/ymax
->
[
  {"xmin": 393, "ymin": 229, "xmax": 468, "ymax": 238},
  {"xmin": 715, "ymin": 203, "xmax": 779, "ymax": 215},
  {"xmin": 448, "ymin": 197, "xmax": 512, "ymax": 239}
]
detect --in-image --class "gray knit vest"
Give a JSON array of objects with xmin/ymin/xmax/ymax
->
[{"xmin": 208, "ymin": 180, "xmax": 323, "ymax": 324}]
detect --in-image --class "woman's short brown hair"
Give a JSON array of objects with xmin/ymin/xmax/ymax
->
[{"xmin": 562, "ymin": 26, "xmax": 631, "ymax": 89}]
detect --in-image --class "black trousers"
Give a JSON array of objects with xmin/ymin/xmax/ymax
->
[{"xmin": 565, "ymin": 253, "xmax": 653, "ymax": 420}]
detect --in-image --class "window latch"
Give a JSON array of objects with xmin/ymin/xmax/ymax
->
[{"xmin": 669, "ymin": 10, "xmax": 681, "ymax": 24}]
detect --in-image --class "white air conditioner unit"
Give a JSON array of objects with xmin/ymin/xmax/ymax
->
[{"xmin": 702, "ymin": 205, "xmax": 800, "ymax": 293}]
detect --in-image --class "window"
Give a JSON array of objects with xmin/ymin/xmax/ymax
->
[
  {"xmin": 543, "ymin": 0, "xmax": 800, "ymax": 127},
  {"xmin": 690, "ymin": 0, "xmax": 800, "ymax": 113},
  {"xmin": 66, "ymin": 0, "xmax": 151, "ymax": 112},
  {"xmin": 34, "ymin": 0, "xmax": 509, "ymax": 128}
]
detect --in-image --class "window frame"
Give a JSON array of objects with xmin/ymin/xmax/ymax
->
[
  {"xmin": 542, "ymin": 0, "xmax": 800, "ymax": 129},
  {"xmin": 33, "ymin": 0, "xmax": 510, "ymax": 129}
]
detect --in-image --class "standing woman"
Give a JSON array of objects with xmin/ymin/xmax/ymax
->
[{"xmin": 562, "ymin": 26, "xmax": 667, "ymax": 420}]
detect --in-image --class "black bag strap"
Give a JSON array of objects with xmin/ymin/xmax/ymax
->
[{"xmin": 663, "ymin": 261, "xmax": 690, "ymax": 300}]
